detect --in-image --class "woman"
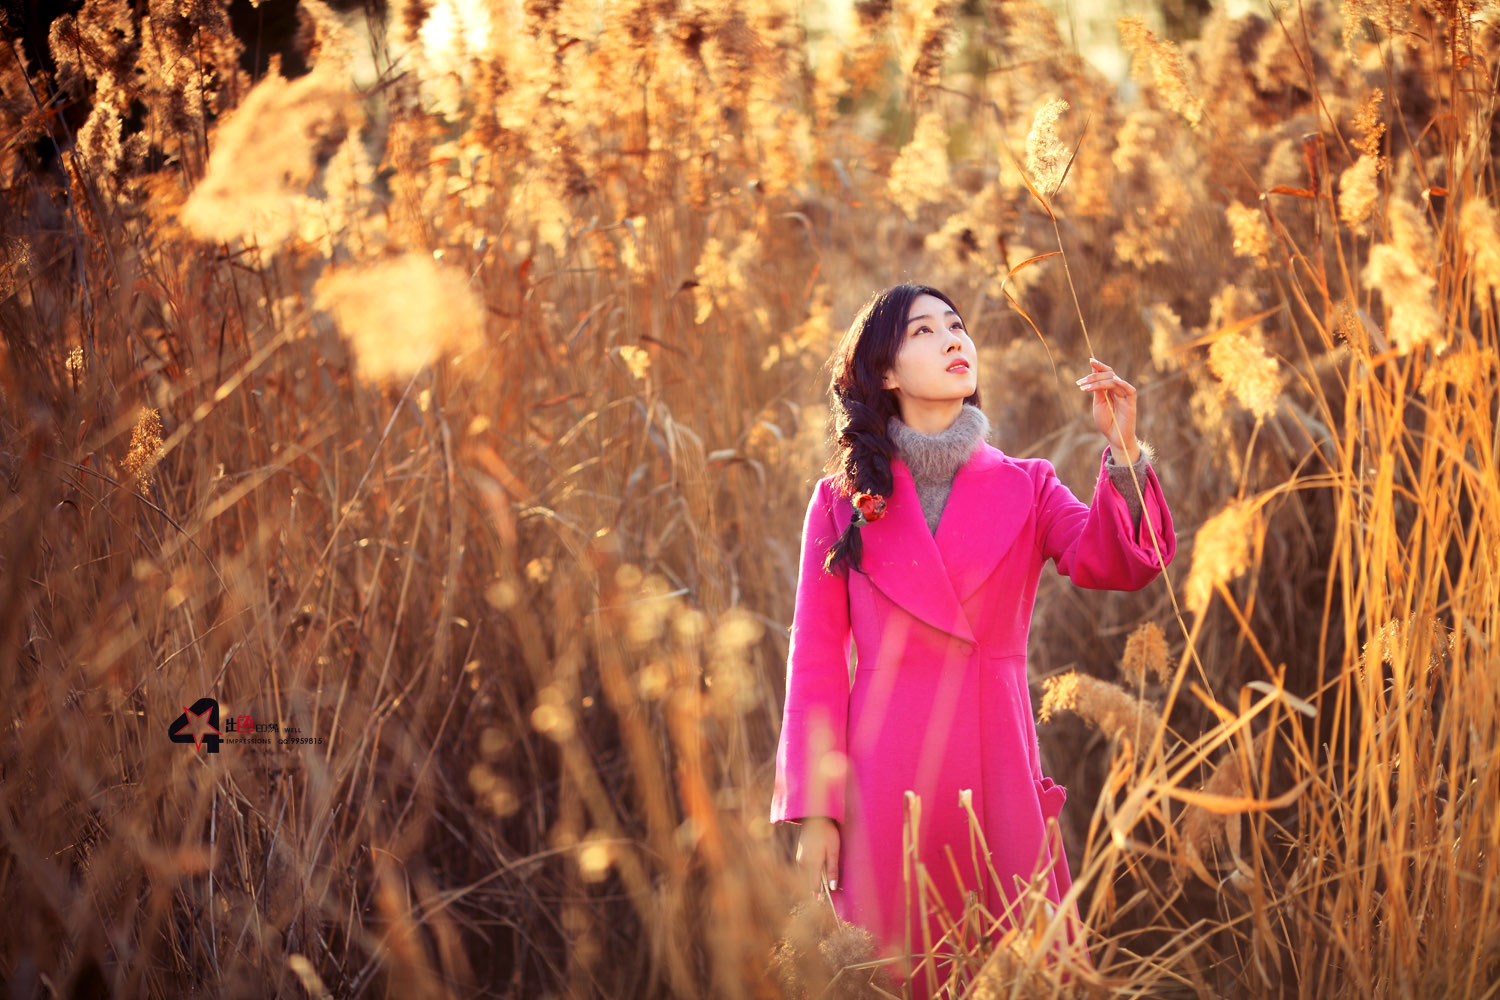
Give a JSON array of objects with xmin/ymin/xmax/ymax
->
[{"xmin": 769, "ymin": 284, "xmax": 1177, "ymax": 987}]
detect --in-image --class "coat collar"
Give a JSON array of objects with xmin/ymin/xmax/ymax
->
[{"xmin": 850, "ymin": 444, "xmax": 1035, "ymax": 644}]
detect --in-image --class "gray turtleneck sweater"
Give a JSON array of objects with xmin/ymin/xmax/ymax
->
[{"xmin": 887, "ymin": 404, "xmax": 1152, "ymax": 535}]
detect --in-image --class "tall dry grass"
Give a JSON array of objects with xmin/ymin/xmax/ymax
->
[{"xmin": 1, "ymin": 0, "xmax": 1497, "ymax": 996}]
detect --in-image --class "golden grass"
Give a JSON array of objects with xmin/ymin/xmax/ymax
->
[{"xmin": 0, "ymin": 0, "xmax": 1497, "ymax": 996}]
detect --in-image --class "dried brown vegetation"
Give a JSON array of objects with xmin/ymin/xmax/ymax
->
[{"xmin": 1, "ymin": 0, "xmax": 1498, "ymax": 996}]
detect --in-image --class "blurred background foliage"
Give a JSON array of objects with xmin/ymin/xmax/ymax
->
[{"xmin": 1, "ymin": 0, "xmax": 1498, "ymax": 996}]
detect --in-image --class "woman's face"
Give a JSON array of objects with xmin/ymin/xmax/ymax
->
[{"xmin": 881, "ymin": 293, "xmax": 977, "ymax": 404}]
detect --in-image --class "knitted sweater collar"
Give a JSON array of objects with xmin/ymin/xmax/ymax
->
[{"xmin": 887, "ymin": 404, "xmax": 990, "ymax": 485}]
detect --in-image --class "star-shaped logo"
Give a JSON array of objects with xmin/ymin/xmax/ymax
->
[{"xmin": 179, "ymin": 703, "xmax": 221, "ymax": 751}]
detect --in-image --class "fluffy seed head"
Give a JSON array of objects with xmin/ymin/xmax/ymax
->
[
  {"xmin": 770, "ymin": 900, "xmax": 894, "ymax": 998},
  {"xmin": 1119, "ymin": 17, "xmax": 1202, "ymax": 127},
  {"xmin": 1147, "ymin": 303, "xmax": 1186, "ymax": 372},
  {"xmin": 1208, "ymin": 327, "xmax": 1281, "ymax": 423},
  {"xmin": 887, "ymin": 112, "xmax": 951, "ymax": 220},
  {"xmin": 1363, "ymin": 200, "xmax": 1441, "ymax": 355},
  {"xmin": 1181, "ymin": 728, "xmax": 1272, "ymax": 866},
  {"xmin": 618, "ymin": 345, "xmax": 651, "ymax": 381},
  {"xmin": 181, "ymin": 62, "xmax": 354, "ymax": 251},
  {"xmin": 1121, "ymin": 621, "xmax": 1172, "ymax": 685},
  {"xmin": 1184, "ymin": 501, "xmax": 1259, "ymax": 614},
  {"xmin": 1334, "ymin": 302, "xmax": 1372, "ymax": 356},
  {"xmin": 1338, "ymin": 154, "xmax": 1381, "ymax": 233},
  {"xmin": 1226, "ymin": 202, "xmax": 1270, "ymax": 265},
  {"xmin": 315, "ymin": 255, "xmax": 485, "ymax": 383},
  {"xmin": 1352, "ymin": 89, "xmax": 1386, "ymax": 159},
  {"xmin": 1340, "ymin": 0, "xmax": 1411, "ymax": 51},
  {"xmin": 124, "ymin": 408, "xmax": 164, "ymax": 490},
  {"xmin": 905, "ymin": 0, "xmax": 958, "ymax": 95},
  {"xmin": 1040, "ymin": 671, "xmax": 1164, "ymax": 760},
  {"xmin": 1460, "ymin": 198, "xmax": 1500, "ymax": 299},
  {"xmin": 1359, "ymin": 614, "xmax": 1457, "ymax": 681},
  {"xmin": 1025, "ymin": 97, "xmax": 1071, "ymax": 197},
  {"xmin": 1420, "ymin": 343, "xmax": 1498, "ymax": 397}
]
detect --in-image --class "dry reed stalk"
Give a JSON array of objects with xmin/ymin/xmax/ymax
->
[{"xmin": 1176, "ymin": 727, "xmax": 1276, "ymax": 880}]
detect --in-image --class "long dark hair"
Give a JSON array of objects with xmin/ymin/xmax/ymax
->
[{"xmin": 821, "ymin": 283, "xmax": 981, "ymax": 575}]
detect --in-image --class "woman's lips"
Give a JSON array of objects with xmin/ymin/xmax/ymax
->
[{"xmin": 947, "ymin": 361, "xmax": 970, "ymax": 372}]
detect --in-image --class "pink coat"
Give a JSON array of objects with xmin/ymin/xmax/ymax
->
[{"xmin": 771, "ymin": 442, "xmax": 1177, "ymax": 970}]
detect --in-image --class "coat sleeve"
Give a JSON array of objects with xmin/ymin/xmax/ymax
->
[
  {"xmin": 770, "ymin": 479, "xmax": 853, "ymax": 826},
  {"xmin": 1037, "ymin": 447, "xmax": 1177, "ymax": 590}
]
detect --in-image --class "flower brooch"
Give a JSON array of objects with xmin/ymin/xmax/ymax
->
[{"xmin": 851, "ymin": 491, "xmax": 887, "ymax": 528}]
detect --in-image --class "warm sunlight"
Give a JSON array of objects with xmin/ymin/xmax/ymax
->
[{"xmin": 2, "ymin": 0, "xmax": 1496, "ymax": 997}]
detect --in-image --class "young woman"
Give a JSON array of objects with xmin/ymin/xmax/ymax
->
[{"xmin": 769, "ymin": 284, "xmax": 1177, "ymax": 986}]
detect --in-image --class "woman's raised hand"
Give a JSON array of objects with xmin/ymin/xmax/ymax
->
[
  {"xmin": 1076, "ymin": 357, "xmax": 1140, "ymax": 463},
  {"xmin": 795, "ymin": 816, "xmax": 841, "ymax": 895}
]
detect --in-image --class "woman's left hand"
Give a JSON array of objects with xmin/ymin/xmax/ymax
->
[{"xmin": 1076, "ymin": 358, "xmax": 1140, "ymax": 463}]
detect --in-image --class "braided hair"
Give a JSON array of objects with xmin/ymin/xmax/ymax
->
[{"xmin": 822, "ymin": 284, "xmax": 981, "ymax": 575}]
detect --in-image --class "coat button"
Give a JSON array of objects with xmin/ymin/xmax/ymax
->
[{"xmin": 958, "ymin": 641, "xmax": 974, "ymax": 656}]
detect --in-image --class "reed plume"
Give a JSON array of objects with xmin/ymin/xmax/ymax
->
[
  {"xmin": 888, "ymin": 111, "xmax": 951, "ymax": 220},
  {"xmin": 4, "ymin": 0, "xmax": 1499, "ymax": 996},
  {"xmin": 1364, "ymin": 200, "xmax": 1441, "ymax": 355},
  {"xmin": 1118, "ymin": 16, "xmax": 1203, "ymax": 127},
  {"xmin": 1184, "ymin": 501, "xmax": 1259, "ymax": 614},
  {"xmin": 1039, "ymin": 671, "xmax": 1165, "ymax": 760},
  {"xmin": 314, "ymin": 255, "xmax": 485, "ymax": 382},
  {"xmin": 1025, "ymin": 97, "xmax": 1071, "ymax": 198},
  {"xmin": 1121, "ymin": 621, "xmax": 1172, "ymax": 686},
  {"xmin": 123, "ymin": 407, "xmax": 163, "ymax": 490},
  {"xmin": 1208, "ymin": 326, "xmax": 1281, "ymax": 423}
]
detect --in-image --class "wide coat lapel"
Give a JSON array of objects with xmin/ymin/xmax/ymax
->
[
  {"xmin": 934, "ymin": 444, "xmax": 1036, "ymax": 602},
  {"xmin": 856, "ymin": 459, "xmax": 972, "ymax": 643},
  {"xmin": 856, "ymin": 444, "xmax": 1035, "ymax": 644}
]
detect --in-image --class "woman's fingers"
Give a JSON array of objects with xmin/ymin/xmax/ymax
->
[
  {"xmin": 803, "ymin": 857, "xmax": 823, "ymax": 893},
  {"xmin": 1078, "ymin": 360, "xmax": 1140, "ymax": 451},
  {"xmin": 1076, "ymin": 361, "xmax": 1136, "ymax": 399},
  {"xmin": 1080, "ymin": 379, "xmax": 1129, "ymax": 396},
  {"xmin": 796, "ymin": 819, "xmax": 842, "ymax": 894},
  {"xmin": 1078, "ymin": 376, "xmax": 1130, "ymax": 396},
  {"xmin": 1076, "ymin": 360, "xmax": 1116, "ymax": 385}
]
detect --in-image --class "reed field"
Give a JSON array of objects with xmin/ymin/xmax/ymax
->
[{"xmin": 1, "ymin": 0, "xmax": 1497, "ymax": 995}]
